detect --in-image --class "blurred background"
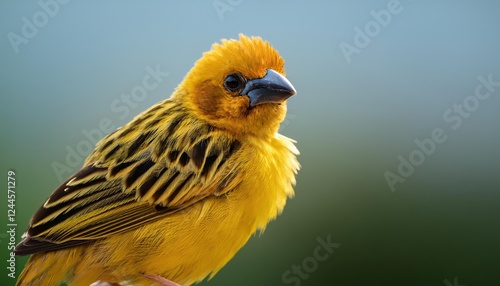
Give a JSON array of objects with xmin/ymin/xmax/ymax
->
[{"xmin": 1, "ymin": 1, "xmax": 499, "ymax": 285}]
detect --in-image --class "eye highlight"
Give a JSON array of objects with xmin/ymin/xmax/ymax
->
[{"xmin": 224, "ymin": 74, "xmax": 245, "ymax": 92}]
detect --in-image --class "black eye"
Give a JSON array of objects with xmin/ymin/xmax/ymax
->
[{"xmin": 224, "ymin": 74, "xmax": 244, "ymax": 92}]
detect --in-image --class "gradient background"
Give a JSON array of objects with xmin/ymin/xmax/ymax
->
[{"xmin": 1, "ymin": 1, "xmax": 500, "ymax": 285}]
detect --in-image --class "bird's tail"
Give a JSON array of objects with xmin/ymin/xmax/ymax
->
[{"xmin": 16, "ymin": 248, "xmax": 81, "ymax": 286}]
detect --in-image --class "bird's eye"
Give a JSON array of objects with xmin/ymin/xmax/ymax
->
[{"xmin": 224, "ymin": 74, "xmax": 244, "ymax": 92}]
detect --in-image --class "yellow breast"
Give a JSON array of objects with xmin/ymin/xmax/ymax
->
[{"xmin": 84, "ymin": 133, "xmax": 299, "ymax": 285}]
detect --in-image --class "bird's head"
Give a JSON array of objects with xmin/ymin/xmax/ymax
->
[{"xmin": 176, "ymin": 34, "xmax": 296, "ymax": 138}]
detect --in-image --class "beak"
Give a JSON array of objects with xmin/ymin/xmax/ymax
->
[{"xmin": 241, "ymin": 69, "xmax": 296, "ymax": 107}]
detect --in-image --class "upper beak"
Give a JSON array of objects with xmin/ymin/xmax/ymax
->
[{"xmin": 241, "ymin": 69, "xmax": 296, "ymax": 107}]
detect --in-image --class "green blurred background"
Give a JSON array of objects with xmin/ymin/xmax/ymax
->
[{"xmin": 1, "ymin": 1, "xmax": 499, "ymax": 285}]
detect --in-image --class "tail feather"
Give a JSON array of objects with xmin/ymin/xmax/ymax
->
[{"xmin": 16, "ymin": 248, "xmax": 82, "ymax": 286}]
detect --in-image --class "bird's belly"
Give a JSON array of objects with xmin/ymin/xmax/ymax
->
[{"xmin": 97, "ymin": 194, "xmax": 262, "ymax": 285}]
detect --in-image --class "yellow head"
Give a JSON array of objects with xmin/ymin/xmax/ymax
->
[{"xmin": 176, "ymin": 34, "xmax": 296, "ymax": 138}]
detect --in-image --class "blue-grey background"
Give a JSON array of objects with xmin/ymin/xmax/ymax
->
[{"xmin": 1, "ymin": 1, "xmax": 500, "ymax": 285}]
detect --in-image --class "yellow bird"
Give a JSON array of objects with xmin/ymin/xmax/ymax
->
[{"xmin": 15, "ymin": 34, "xmax": 299, "ymax": 286}]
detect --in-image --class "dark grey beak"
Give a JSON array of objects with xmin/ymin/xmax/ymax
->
[{"xmin": 241, "ymin": 69, "xmax": 296, "ymax": 107}]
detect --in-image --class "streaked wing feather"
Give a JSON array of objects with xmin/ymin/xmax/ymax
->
[{"xmin": 15, "ymin": 100, "xmax": 242, "ymax": 256}]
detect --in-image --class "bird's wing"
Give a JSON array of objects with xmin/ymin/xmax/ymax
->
[{"xmin": 15, "ymin": 100, "xmax": 243, "ymax": 255}]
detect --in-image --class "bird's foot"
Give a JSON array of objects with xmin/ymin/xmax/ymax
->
[
  {"xmin": 89, "ymin": 281, "xmax": 121, "ymax": 286},
  {"xmin": 143, "ymin": 274, "xmax": 181, "ymax": 286}
]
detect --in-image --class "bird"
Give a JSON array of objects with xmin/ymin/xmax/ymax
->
[{"xmin": 15, "ymin": 34, "xmax": 300, "ymax": 286}]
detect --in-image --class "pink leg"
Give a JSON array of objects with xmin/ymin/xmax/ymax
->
[
  {"xmin": 89, "ymin": 281, "xmax": 120, "ymax": 286},
  {"xmin": 143, "ymin": 274, "xmax": 181, "ymax": 286}
]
